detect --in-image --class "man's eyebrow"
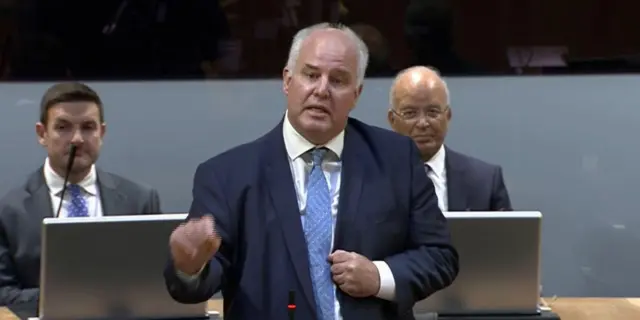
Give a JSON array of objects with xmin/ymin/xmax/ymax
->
[
  {"xmin": 302, "ymin": 64, "xmax": 320, "ymax": 70},
  {"xmin": 53, "ymin": 117, "xmax": 99, "ymax": 124},
  {"xmin": 331, "ymin": 68, "xmax": 351, "ymax": 77}
]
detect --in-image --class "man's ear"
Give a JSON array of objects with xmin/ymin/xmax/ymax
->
[
  {"xmin": 35, "ymin": 122, "xmax": 47, "ymax": 146},
  {"xmin": 100, "ymin": 122, "xmax": 107, "ymax": 139},
  {"xmin": 282, "ymin": 67, "xmax": 292, "ymax": 95},
  {"xmin": 350, "ymin": 84, "xmax": 364, "ymax": 111},
  {"xmin": 387, "ymin": 109, "xmax": 395, "ymax": 127}
]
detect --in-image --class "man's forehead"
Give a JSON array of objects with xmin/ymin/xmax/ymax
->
[
  {"xmin": 395, "ymin": 82, "xmax": 448, "ymax": 107},
  {"xmin": 299, "ymin": 30, "xmax": 358, "ymax": 66},
  {"xmin": 50, "ymin": 102, "xmax": 98, "ymax": 112},
  {"xmin": 49, "ymin": 102, "xmax": 100, "ymax": 119}
]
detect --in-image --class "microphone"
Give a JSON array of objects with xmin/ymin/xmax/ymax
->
[
  {"xmin": 55, "ymin": 144, "xmax": 77, "ymax": 218},
  {"xmin": 287, "ymin": 290, "xmax": 296, "ymax": 320}
]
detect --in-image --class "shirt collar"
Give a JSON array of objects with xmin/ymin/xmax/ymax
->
[
  {"xmin": 44, "ymin": 157, "xmax": 98, "ymax": 196},
  {"xmin": 282, "ymin": 111, "xmax": 345, "ymax": 160},
  {"xmin": 426, "ymin": 145, "xmax": 446, "ymax": 177}
]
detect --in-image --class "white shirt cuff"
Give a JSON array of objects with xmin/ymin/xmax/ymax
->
[
  {"xmin": 175, "ymin": 264, "xmax": 206, "ymax": 286},
  {"xmin": 373, "ymin": 260, "xmax": 396, "ymax": 301}
]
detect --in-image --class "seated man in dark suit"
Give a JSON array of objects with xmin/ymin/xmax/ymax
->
[
  {"xmin": 164, "ymin": 23, "xmax": 458, "ymax": 319},
  {"xmin": 0, "ymin": 82, "xmax": 162, "ymax": 305},
  {"xmin": 388, "ymin": 66, "xmax": 512, "ymax": 211}
]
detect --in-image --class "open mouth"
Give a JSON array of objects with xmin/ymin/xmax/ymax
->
[{"xmin": 305, "ymin": 106, "xmax": 329, "ymax": 115}]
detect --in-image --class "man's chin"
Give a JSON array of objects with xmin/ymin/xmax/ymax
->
[
  {"xmin": 418, "ymin": 143, "xmax": 440, "ymax": 159},
  {"xmin": 299, "ymin": 118, "xmax": 332, "ymax": 134},
  {"xmin": 70, "ymin": 157, "xmax": 94, "ymax": 171}
]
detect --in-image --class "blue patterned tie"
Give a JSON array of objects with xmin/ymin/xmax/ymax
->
[
  {"xmin": 67, "ymin": 184, "xmax": 89, "ymax": 217},
  {"xmin": 303, "ymin": 148, "xmax": 335, "ymax": 320}
]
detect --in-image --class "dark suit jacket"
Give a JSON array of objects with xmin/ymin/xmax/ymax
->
[
  {"xmin": 0, "ymin": 167, "xmax": 161, "ymax": 305},
  {"xmin": 165, "ymin": 118, "xmax": 459, "ymax": 320},
  {"xmin": 444, "ymin": 147, "xmax": 512, "ymax": 211}
]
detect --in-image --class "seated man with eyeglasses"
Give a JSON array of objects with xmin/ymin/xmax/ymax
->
[{"xmin": 387, "ymin": 66, "xmax": 512, "ymax": 212}]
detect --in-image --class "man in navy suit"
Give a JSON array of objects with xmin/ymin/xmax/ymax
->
[
  {"xmin": 388, "ymin": 66, "xmax": 512, "ymax": 211},
  {"xmin": 164, "ymin": 23, "xmax": 459, "ymax": 320}
]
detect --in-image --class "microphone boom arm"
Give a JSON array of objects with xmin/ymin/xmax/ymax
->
[{"xmin": 54, "ymin": 144, "xmax": 77, "ymax": 218}]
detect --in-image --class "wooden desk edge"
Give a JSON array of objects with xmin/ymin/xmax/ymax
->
[{"xmin": 2, "ymin": 298, "xmax": 639, "ymax": 319}]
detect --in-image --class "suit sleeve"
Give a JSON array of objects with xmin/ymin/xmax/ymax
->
[
  {"xmin": 0, "ymin": 217, "xmax": 39, "ymax": 305},
  {"xmin": 164, "ymin": 162, "xmax": 235, "ymax": 304},
  {"xmin": 490, "ymin": 166, "xmax": 512, "ymax": 211},
  {"xmin": 384, "ymin": 140, "xmax": 459, "ymax": 313}
]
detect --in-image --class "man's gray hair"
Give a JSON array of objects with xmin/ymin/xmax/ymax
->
[
  {"xmin": 389, "ymin": 66, "xmax": 451, "ymax": 107},
  {"xmin": 285, "ymin": 23, "xmax": 369, "ymax": 86}
]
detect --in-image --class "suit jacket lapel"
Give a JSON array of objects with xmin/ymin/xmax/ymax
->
[
  {"xmin": 24, "ymin": 167, "xmax": 129, "ymax": 218},
  {"xmin": 25, "ymin": 167, "xmax": 55, "ymax": 220},
  {"xmin": 263, "ymin": 122, "xmax": 316, "ymax": 314},
  {"xmin": 333, "ymin": 125, "xmax": 363, "ymax": 251},
  {"xmin": 445, "ymin": 147, "xmax": 469, "ymax": 211},
  {"xmin": 331, "ymin": 125, "xmax": 365, "ymax": 316},
  {"xmin": 96, "ymin": 169, "xmax": 128, "ymax": 216}
]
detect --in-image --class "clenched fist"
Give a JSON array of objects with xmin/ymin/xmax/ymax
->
[
  {"xmin": 329, "ymin": 250, "xmax": 380, "ymax": 298},
  {"xmin": 169, "ymin": 215, "xmax": 221, "ymax": 275}
]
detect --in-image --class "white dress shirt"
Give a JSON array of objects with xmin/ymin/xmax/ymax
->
[
  {"xmin": 282, "ymin": 113, "xmax": 396, "ymax": 319},
  {"xmin": 44, "ymin": 157, "xmax": 103, "ymax": 218},
  {"xmin": 425, "ymin": 145, "xmax": 448, "ymax": 212}
]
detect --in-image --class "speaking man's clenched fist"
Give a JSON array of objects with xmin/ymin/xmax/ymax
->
[{"xmin": 169, "ymin": 215, "xmax": 221, "ymax": 275}]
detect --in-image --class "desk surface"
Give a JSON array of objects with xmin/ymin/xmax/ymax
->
[
  {"xmin": 544, "ymin": 297, "xmax": 640, "ymax": 319},
  {"xmin": 1, "ymin": 298, "xmax": 638, "ymax": 320}
]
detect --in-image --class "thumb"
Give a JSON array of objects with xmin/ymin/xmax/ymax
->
[
  {"xmin": 328, "ymin": 250, "xmax": 350, "ymax": 263},
  {"xmin": 204, "ymin": 233, "xmax": 221, "ymax": 253},
  {"xmin": 201, "ymin": 214, "xmax": 215, "ymax": 229}
]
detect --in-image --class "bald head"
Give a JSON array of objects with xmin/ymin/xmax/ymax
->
[{"xmin": 390, "ymin": 66, "xmax": 449, "ymax": 107}]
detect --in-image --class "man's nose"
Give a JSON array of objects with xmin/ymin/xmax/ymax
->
[
  {"xmin": 415, "ymin": 116, "xmax": 430, "ymax": 128},
  {"xmin": 313, "ymin": 77, "xmax": 330, "ymax": 98},
  {"xmin": 70, "ymin": 129, "xmax": 84, "ymax": 144}
]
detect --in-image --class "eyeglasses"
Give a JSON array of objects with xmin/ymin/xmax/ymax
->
[{"xmin": 390, "ymin": 106, "xmax": 448, "ymax": 121}]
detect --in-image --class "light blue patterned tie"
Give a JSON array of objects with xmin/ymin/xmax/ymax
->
[
  {"xmin": 67, "ymin": 184, "xmax": 89, "ymax": 217},
  {"xmin": 304, "ymin": 148, "xmax": 335, "ymax": 320}
]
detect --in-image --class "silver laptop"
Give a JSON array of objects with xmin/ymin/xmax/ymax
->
[
  {"xmin": 39, "ymin": 213, "xmax": 209, "ymax": 320},
  {"xmin": 414, "ymin": 211, "xmax": 542, "ymax": 316}
]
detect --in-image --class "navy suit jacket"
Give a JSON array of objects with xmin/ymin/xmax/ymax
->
[
  {"xmin": 165, "ymin": 118, "xmax": 459, "ymax": 320},
  {"xmin": 444, "ymin": 147, "xmax": 512, "ymax": 211}
]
